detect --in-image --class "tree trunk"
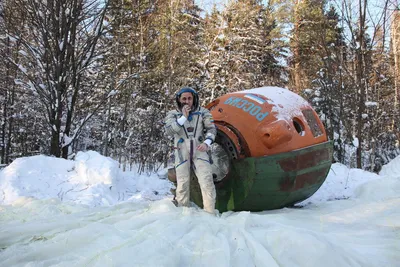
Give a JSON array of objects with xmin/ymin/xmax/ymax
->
[
  {"xmin": 392, "ymin": 10, "xmax": 400, "ymax": 127},
  {"xmin": 103, "ymin": 97, "xmax": 112, "ymax": 157},
  {"xmin": 1, "ymin": 89, "xmax": 6, "ymax": 164},
  {"xmin": 356, "ymin": 0, "xmax": 367, "ymax": 169},
  {"xmin": 50, "ymin": 128, "xmax": 61, "ymax": 157},
  {"xmin": 50, "ymin": 90, "xmax": 62, "ymax": 157},
  {"xmin": 1, "ymin": 63, "xmax": 9, "ymax": 164},
  {"xmin": 5, "ymin": 53, "xmax": 17, "ymax": 164},
  {"xmin": 2, "ymin": 36, "xmax": 17, "ymax": 163}
]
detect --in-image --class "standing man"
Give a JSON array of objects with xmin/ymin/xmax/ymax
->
[{"xmin": 165, "ymin": 87, "xmax": 217, "ymax": 214}]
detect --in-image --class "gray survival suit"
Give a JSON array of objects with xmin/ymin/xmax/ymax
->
[{"xmin": 164, "ymin": 87, "xmax": 217, "ymax": 213}]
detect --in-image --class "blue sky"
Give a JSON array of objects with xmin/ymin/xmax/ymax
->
[{"xmin": 195, "ymin": 0, "xmax": 225, "ymax": 12}]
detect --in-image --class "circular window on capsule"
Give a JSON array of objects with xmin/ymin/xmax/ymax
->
[{"xmin": 293, "ymin": 118, "xmax": 305, "ymax": 136}]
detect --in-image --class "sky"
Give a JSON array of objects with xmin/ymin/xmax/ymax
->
[
  {"xmin": 1, "ymin": 150, "xmax": 399, "ymax": 266},
  {"xmin": 196, "ymin": 0, "xmax": 225, "ymax": 10},
  {"xmin": 195, "ymin": 0, "xmax": 228, "ymax": 14}
]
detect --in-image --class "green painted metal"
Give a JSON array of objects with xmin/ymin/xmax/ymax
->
[{"xmin": 190, "ymin": 141, "xmax": 333, "ymax": 212}]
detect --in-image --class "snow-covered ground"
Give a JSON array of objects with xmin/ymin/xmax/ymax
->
[{"xmin": 1, "ymin": 151, "xmax": 399, "ymax": 266}]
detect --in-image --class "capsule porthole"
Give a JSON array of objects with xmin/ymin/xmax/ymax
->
[{"xmin": 293, "ymin": 118, "xmax": 305, "ymax": 136}]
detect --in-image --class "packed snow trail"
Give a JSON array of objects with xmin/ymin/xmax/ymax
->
[
  {"xmin": 1, "ymin": 152, "xmax": 400, "ymax": 266},
  {"xmin": 1, "ymin": 196, "xmax": 399, "ymax": 267}
]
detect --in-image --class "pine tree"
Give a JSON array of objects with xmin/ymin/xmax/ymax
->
[
  {"xmin": 203, "ymin": 0, "xmax": 287, "ymax": 99},
  {"xmin": 290, "ymin": 0, "xmax": 327, "ymax": 92},
  {"xmin": 303, "ymin": 5, "xmax": 346, "ymax": 163},
  {"xmin": 101, "ymin": 0, "xmax": 205, "ymax": 172}
]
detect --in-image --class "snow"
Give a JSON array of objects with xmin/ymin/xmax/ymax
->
[
  {"xmin": 7, "ymin": 35, "xmax": 17, "ymax": 42},
  {"xmin": 107, "ymin": 90, "xmax": 119, "ymax": 97},
  {"xmin": 298, "ymin": 163, "xmax": 381, "ymax": 205},
  {"xmin": 380, "ymin": 156, "xmax": 400, "ymax": 177},
  {"xmin": 18, "ymin": 50, "xmax": 27, "ymax": 56},
  {"xmin": 365, "ymin": 101, "xmax": 378, "ymax": 107},
  {"xmin": 61, "ymin": 133, "xmax": 73, "ymax": 147},
  {"xmin": 234, "ymin": 87, "xmax": 311, "ymax": 121},
  {"xmin": 352, "ymin": 136, "xmax": 359, "ymax": 148},
  {"xmin": 14, "ymin": 79, "xmax": 25, "ymax": 85},
  {"xmin": 0, "ymin": 151, "xmax": 172, "ymax": 207},
  {"xmin": 1, "ymin": 152, "xmax": 400, "ymax": 266},
  {"xmin": 17, "ymin": 64, "xmax": 27, "ymax": 73},
  {"xmin": 59, "ymin": 40, "xmax": 64, "ymax": 51}
]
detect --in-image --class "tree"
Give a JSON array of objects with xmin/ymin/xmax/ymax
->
[
  {"xmin": 99, "ymin": 0, "xmax": 205, "ymax": 172},
  {"xmin": 6, "ymin": 0, "xmax": 109, "ymax": 158},
  {"xmin": 303, "ymin": 4, "xmax": 350, "ymax": 163},
  {"xmin": 297, "ymin": 0, "xmax": 399, "ymax": 170},
  {"xmin": 0, "ymin": 0, "xmax": 39, "ymax": 163},
  {"xmin": 391, "ymin": 8, "xmax": 400, "ymax": 123},
  {"xmin": 290, "ymin": 0, "xmax": 327, "ymax": 92},
  {"xmin": 202, "ymin": 0, "xmax": 287, "ymax": 101}
]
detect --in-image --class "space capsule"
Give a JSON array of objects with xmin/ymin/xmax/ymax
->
[{"xmin": 169, "ymin": 86, "xmax": 333, "ymax": 212}]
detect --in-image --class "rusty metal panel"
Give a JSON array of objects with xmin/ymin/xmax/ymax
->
[
  {"xmin": 302, "ymin": 109, "xmax": 323, "ymax": 137},
  {"xmin": 189, "ymin": 141, "xmax": 333, "ymax": 212}
]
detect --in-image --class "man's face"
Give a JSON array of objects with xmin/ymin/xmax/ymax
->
[{"xmin": 179, "ymin": 92, "xmax": 194, "ymax": 109}]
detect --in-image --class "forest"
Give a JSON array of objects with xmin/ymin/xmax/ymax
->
[{"xmin": 0, "ymin": 0, "xmax": 399, "ymax": 173}]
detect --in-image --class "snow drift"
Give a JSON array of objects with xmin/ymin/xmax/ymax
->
[
  {"xmin": 0, "ymin": 151, "xmax": 173, "ymax": 207},
  {"xmin": 1, "ymin": 152, "xmax": 399, "ymax": 267}
]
